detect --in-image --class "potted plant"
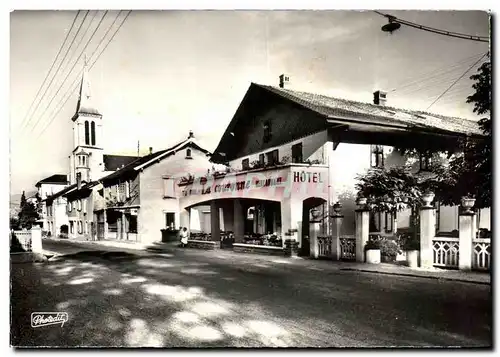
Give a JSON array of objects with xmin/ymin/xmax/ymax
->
[
  {"xmin": 365, "ymin": 240, "xmax": 381, "ymax": 264},
  {"xmin": 331, "ymin": 202, "xmax": 342, "ymax": 216},
  {"xmin": 461, "ymin": 195, "xmax": 476, "ymax": 214},
  {"xmin": 403, "ymin": 233, "xmax": 420, "ymax": 268},
  {"xmin": 379, "ymin": 238, "xmax": 401, "ymax": 263}
]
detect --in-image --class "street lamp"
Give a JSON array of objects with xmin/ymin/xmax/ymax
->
[{"xmin": 381, "ymin": 15, "xmax": 401, "ymax": 34}]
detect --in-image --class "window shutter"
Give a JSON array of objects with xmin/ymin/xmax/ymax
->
[{"xmin": 126, "ymin": 181, "xmax": 130, "ymax": 199}]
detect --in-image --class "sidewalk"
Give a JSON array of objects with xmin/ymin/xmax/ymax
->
[{"xmin": 43, "ymin": 237, "xmax": 491, "ymax": 285}]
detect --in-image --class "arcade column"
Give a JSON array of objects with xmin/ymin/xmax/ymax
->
[{"xmin": 210, "ymin": 200, "xmax": 220, "ymax": 242}]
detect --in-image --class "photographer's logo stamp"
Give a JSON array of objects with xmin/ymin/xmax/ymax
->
[{"xmin": 31, "ymin": 312, "xmax": 68, "ymax": 328}]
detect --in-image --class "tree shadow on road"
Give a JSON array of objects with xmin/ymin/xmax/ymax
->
[{"xmin": 10, "ymin": 247, "xmax": 492, "ymax": 348}]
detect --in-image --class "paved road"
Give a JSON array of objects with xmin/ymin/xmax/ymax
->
[{"xmin": 11, "ymin": 240, "xmax": 492, "ymax": 348}]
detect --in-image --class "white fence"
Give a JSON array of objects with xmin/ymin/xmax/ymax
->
[
  {"xmin": 473, "ymin": 238, "xmax": 491, "ymax": 271},
  {"xmin": 340, "ymin": 236, "xmax": 356, "ymax": 261},
  {"xmin": 317, "ymin": 236, "xmax": 332, "ymax": 258},
  {"xmin": 432, "ymin": 236, "xmax": 491, "ymax": 271},
  {"xmin": 11, "ymin": 230, "xmax": 33, "ymax": 252}
]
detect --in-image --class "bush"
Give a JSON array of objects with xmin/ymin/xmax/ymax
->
[
  {"xmin": 365, "ymin": 240, "xmax": 380, "ymax": 250},
  {"xmin": 379, "ymin": 239, "xmax": 401, "ymax": 262}
]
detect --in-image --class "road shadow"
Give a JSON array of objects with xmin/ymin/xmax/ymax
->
[{"xmin": 10, "ymin": 246, "xmax": 492, "ymax": 348}]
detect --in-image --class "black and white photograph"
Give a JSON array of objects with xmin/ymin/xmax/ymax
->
[{"xmin": 8, "ymin": 6, "xmax": 492, "ymax": 349}]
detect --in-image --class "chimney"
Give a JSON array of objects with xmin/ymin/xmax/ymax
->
[
  {"xmin": 373, "ymin": 90, "xmax": 387, "ymax": 106},
  {"xmin": 76, "ymin": 172, "xmax": 82, "ymax": 190},
  {"xmin": 188, "ymin": 130, "xmax": 194, "ymax": 139},
  {"xmin": 279, "ymin": 74, "xmax": 290, "ymax": 88},
  {"xmin": 149, "ymin": 147, "xmax": 153, "ymax": 155}
]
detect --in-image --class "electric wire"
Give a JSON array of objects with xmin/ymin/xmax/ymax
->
[
  {"xmin": 29, "ymin": 11, "xmax": 109, "ymax": 135},
  {"xmin": 17, "ymin": 11, "xmax": 81, "ymax": 131},
  {"xmin": 374, "ymin": 11, "xmax": 489, "ymax": 42},
  {"xmin": 21, "ymin": 11, "xmax": 90, "ymax": 132},
  {"xmin": 425, "ymin": 53, "xmax": 488, "ymax": 111},
  {"xmin": 34, "ymin": 11, "xmax": 132, "ymax": 140}
]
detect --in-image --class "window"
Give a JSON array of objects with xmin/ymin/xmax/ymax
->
[
  {"xmin": 125, "ymin": 180, "xmax": 131, "ymax": 199},
  {"xmin": 83, "ymin": 199, "xmax": 87, "ymax": 214},
  {"xmin": 68, "ymin": 202, "xmax": 72, "ymax": 212},
  {"xmin": 266, "ymin": 149, "xmax": 279, "ymax": 165},
  {"xmin": 186, "ymin": 148, "xmax": 192, "ymax": 159},
  {"xmin": 259, "ymin": 154, "xmax": 265, "ymax": 166},
  {"xmin": 78, "ymin": 199, "xmax": 82, "ymax": 211},
  {"xmin": 292, "ymin": 142, "xmax": 303, "ymax": 163},
  {"xmin": 85, "ymin": 220, "xmax": 88, "ymax": 234},
  {"xmin": 370, "ymin": 145, "xmax": 384, "ymax": 168},
  {"xmin": 70, "ymin": 221, "xmax": 74, "ymax": 234},
  {"xmin": 118, "ymin": 182, "xmax": 126, "ymax": 201},
  {"xmin": 263, "ymin": 120, "xmax": 272, "ymax": 143},
  {"xmin": 163, "ymin": 178, "xmax": 176, "ymax": 198},
  {"xmin": 78, "ymin": 221, "xmax": 83, "ymax": 234},
  {"xmin": 420, "ymin": 151, "xmax": 432, "ymax": 171},
  {"xmin": 129, "ymin": 215, "xmax": 138, "ymax": 233},
  {"xmin": 165, "ymin": 212, "xmax": 176, "ymax": 229},
  {"xmin": 91, "ymin": 121, "xmax": 96, "ymax": 146},
  {"xmin": 84, "ymin": 121, "xmax": 90, "ymax": 145},
  {"xmin": 242, "ymin": 158, "xmax": 250, "ymax": 170}
]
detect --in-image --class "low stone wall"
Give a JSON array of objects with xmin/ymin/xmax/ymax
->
[
  {"xmin": 233, "ymin": 243, "xmax": 284, "ymax": 256},
  {"xmin": 187, "ymin": 239, "xmax": 220, "ymax": 250}
]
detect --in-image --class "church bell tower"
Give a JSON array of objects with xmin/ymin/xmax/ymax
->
[{"xmin": 69, "ymin": 60, "xmax": 104, "ymax": 184}]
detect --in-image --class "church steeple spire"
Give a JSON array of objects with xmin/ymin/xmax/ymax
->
[{"xmin": 73, "ymin": 57, "xmax": 101, "ymax": 121}]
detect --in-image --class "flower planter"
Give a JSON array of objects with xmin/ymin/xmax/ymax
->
[
  {"xmin": 365, "ymin": 249, "xmax": 381, "ymax": 264},
  {"xmin": 421, "ymin": 192, "xmax": 435, "ymax": 207},
  {"xmin": 406, "ymin": 250, "xmax": 419, "ymax": 268},
  {"xmin": 356, "ymin": 197, "xmax": 367, "ymax": 209},
  {"xmin": 461, "ymin": 197, "xmax": 476, "ymax": 214},
  {"xmin": 310, "ymin": 208, "xmax": 321, "ymax": 221}
]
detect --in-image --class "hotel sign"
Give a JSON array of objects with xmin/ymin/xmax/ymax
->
[{"xmin": 176, "ymin": 166, "xmax": 329, "ymax": 205}]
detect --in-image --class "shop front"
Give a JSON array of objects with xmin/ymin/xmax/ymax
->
[{"xmin": 177, "ymin": 163, "xmax": 330, "ymax": 250}]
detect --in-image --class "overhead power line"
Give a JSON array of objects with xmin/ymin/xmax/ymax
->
[
  {"xmin": 390, "ymin": 52, "xmax": 487, "ymax": 93},
  {"xmin": 374, "ymin": 11, "xmax": 489, "ymax": 43},
  {"xmin": 34, "ymin": 10, "xmax": 132, "ymax": 140},
  {"xmin": 425, "ymin": 52, "xmax": 488, "ymax": 111},
  {"xmin": 21, "ymin": 11, "xmax": 90, "ymax": 132},
  {"xmin": 17, "ymin": 11, "xmax": 81, "ymax": 131},
  {"xmin": 29, "ymin": 10, "xmax": 109, "ymax": 135}
]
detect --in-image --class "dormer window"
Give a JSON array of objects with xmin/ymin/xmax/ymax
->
[
  {"xmin": 186, "ymin": 148, "xmax": 192, "ymax": 159},
  {"xmin": 371, "ymin": 145, "xmax": 384, "ymax": 168},
  {"xmin": 77, "ymin": 154, "xmax": 88, "ymax": 168}
]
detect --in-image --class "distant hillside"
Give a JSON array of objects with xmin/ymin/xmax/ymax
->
[{"xmin": 10, "ymin": 190, "xmax": 37, "ymax": 218}]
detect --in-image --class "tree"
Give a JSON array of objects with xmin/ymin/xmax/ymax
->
[{"xmin": 17, "ymin": 191, "xmax": 40, "ymax": 229}]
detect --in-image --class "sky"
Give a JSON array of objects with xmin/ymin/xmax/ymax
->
[{"xmin": 9, "ymin": 9, "xmax": 490, "ymax": 195}]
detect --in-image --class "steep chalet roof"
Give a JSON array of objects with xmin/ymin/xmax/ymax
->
[
  {"xmin": 258, "ymin": 84, "xmax": 482, "ymax": 136},
  {"xmin": 99, "ymin": 133, "xmax": 211, "ymax": 183},
  {"xmin": 212, "ymin": 83, "xmax": 484, "ymax": 162},
  {"xmin": 35, "ymin": 174, "xmax": 68, "ymax": 187}
]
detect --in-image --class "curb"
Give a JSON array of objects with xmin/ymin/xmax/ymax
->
[{"xmin": 340, "ymin": 268, "xmax": 490, "ymax": 285}]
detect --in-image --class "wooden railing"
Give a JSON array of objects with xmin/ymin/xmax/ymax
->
[
  {"xmin": 340, "ymin": 236, "xmax": 356, "ymax": 261},
  {"xmin": 472, "ymin": 238, "xmax": 491, "ymax": 271},
  {"xmin": 432, "ymin": 237, "xmax": 459, "ymax": 268}
]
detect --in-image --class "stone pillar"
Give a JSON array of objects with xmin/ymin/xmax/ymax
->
[
  {"xmin": 219, "ymin": 207, "xmax": 225, "ymax": 232},
  {"xmin": 233, "ymin": 199, "xmax": 244, "ymax": 243},
  {"xmin": 355, "ymin": 209, "xmax": 369, "ymax": 263},
  {"xmin": 309, "ymin": 221, "xmax": 320, "ymax": 259},
  {"xmin": 280, "ymin": 198, "xmax": 303, "ymax": 247},
  {"xmin": 210, "ymin": 200, "xmax": 220, "ymax": 242},
  {"xmin": 459, "ymin": 211, "xmax": 475, "ymax": 270},
  {"xmin": 30, "ymin": 226, "xmax": 43, "ymax": 254},
  {"xmin": 331, "ymin": 213, "xmax": 343, "ymax": 261},
  {"xmin": 419, "ymin": 207, "xmax": 436, "ymax": 269}
]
